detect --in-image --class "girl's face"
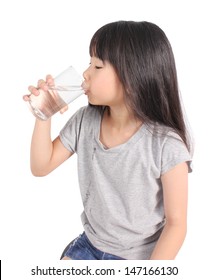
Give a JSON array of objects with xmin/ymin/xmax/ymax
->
[{"xmin": 83, "ymin": 57, "xmax": 124, "ymax": 107}]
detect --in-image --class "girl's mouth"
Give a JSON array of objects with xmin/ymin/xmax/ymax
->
[{"xmin": 81, "ymin": 81, "xmax": 89, "ymax": 94}]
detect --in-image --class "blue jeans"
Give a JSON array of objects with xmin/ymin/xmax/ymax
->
[{"xmin": 62, "ymin": 232, "xmax": 125, "ymax": 260}]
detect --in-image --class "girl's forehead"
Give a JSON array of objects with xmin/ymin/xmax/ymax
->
[{"xmin": 90, "ymin": 56, "xmax": 103, "ymax": 62}]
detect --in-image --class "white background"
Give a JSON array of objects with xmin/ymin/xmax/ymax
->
[{"xmin": 0, "ymin": 0, "xmax": 207, "ymax": 278}]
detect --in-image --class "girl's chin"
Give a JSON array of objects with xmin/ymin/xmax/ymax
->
[
  {"xmin": 88, "ymin": 97, "xmax": 100, "ymax": 106},
  {"xmin": 88, "ymin": 96, "xmax": 106, "ymax": 106},
  {"xmin": 88, "ymin": 101, "xmax": 105, "ymax": 106}
]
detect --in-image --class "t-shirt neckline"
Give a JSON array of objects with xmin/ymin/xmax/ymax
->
[{"xmin": 94, "ymin": 107, "xmax": 147, "ymax": 153}]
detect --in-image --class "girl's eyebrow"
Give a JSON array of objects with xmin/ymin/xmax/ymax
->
[{"xmin": 90, "ymin": 57, "xmax": 105, "ymax": 64}]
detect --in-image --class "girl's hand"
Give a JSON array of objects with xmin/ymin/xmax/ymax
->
[
  {"xmin": 23, "ymin": 74, "xmax": 68, "ymax": 113},
  {"xmin": 23, "ymin": 75, "xmax": 54, "ymax": 101}
]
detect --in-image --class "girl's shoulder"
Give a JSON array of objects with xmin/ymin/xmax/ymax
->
[
  {"xmin": 65, "ymin": 104, "xmax": 104, "ymax": 124},
  {"xmin": 65, "ymin": 105, "xmax": 105, "ymax": 133},
  {"xmin": 145, "ymin": 122, "xmax": 192, "ymax": 173},
  {"xmin": 145, "ymin": 122, "xmax": 183, "ymax": 144}
]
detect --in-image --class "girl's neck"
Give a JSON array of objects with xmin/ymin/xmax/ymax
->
[
  {"xmin": 100, "ymin": 105, "xmax": 143, "ymax": 149},
  {"xmin": 106, "ymin": 105, "xmax": 142, "ymax": 130}
]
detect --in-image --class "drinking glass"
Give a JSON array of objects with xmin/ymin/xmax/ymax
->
[{"xmin": 27, "ymin": 66, "xmax": 84, "ymax": 120}]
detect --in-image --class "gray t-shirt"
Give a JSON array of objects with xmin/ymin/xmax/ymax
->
[{"xmin": 60, "ymin": 105, "xmax": 192, "ymax": 259}]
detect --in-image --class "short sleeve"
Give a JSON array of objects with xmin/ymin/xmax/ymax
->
[
  {"xmin": 161, "ymin": 132, "xmax": 192, "ymax": 175},
  {"xmin": 59, "ymin": 107, "xmax": 86, "ymax": 153}
]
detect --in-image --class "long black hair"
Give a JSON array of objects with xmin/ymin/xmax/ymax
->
[{"xmin": 89, "ymin": 20, "xmax": 191, "ymax": 152}]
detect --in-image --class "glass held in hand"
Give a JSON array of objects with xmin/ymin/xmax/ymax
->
[{"xmin": 27, "ymin": 66, "xmax": 85, "ymax": 121}]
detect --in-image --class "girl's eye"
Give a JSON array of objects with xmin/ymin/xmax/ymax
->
[{"xmin": 95, "ymin": 66, "xmax": 103, "ymax": 69}]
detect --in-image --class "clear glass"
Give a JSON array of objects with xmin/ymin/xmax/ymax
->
[{"xmin": 27, "ymin": 66, "xmax": 84, "ymax": 121}]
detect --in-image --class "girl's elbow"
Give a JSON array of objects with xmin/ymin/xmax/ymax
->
[
  {"xmin": 30, "ymin": 166, "xmax": 50, "ymax": 177},
  {"xmin": 166, "ymin": 219, "xmax": 187, "ymax": 237}
]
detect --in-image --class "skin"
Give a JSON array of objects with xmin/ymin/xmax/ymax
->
[{"xmin": 23, "ymin": 56, "xmax": 188, "ymax": 259}]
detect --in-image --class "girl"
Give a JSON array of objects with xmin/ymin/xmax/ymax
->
[{"xmin": 24, "ymin": 21, "xmax": 192, "ymax": 260}]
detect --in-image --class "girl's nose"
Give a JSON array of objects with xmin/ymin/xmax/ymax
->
[
  {"xmin": 83, "ymin": 68, "xmax": 89, "ymax": 80},
  {"xmin": 83, "ymin": 63, "xmax": 91, "ymax": 81},
  {"xmin": 82, "ymin": 67, "xmax": 90, "ymax": 91}
]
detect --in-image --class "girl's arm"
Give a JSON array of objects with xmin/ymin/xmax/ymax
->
[
  {"xmin": 24, "ymin": 76, "xmax": 73, "ymax": 177},
  {"xmin": 150, "ymin": 162, "xmax": 188, "ymax": 260},
  {"xmin": 30, "ymin": 119, "xmax": 73, "ymax": 176}
]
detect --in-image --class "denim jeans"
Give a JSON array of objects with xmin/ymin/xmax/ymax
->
[{"xmin": 62, "ymin": 232, "xmax": 125, "ymax": 260}]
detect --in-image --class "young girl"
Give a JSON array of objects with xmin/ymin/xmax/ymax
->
[{"xmin": 24, "ymin": 21, "xmax": 192, "ymax": 260}]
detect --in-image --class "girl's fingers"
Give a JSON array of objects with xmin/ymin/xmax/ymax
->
[
  {"xmin": 23, "ymin": 74, "xmax": 54, "ymax": 102},
  {"xmin": 28, "ymin": 85, "xmax": 40, "ymax": 96},
  {"xmin": 38, "ymin": 79, "xmax": 48, "ymax": 91},
  {"xmin": 60, "ymin": 105, "xmax": 69, "ymax": 114},
  {"xmin": 23, "ymin": 95, "xmax": 30, "ymax": 101},
  {"xmin": 46, "ymin": 75, "xmax": 54, "ymax": 86}
]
